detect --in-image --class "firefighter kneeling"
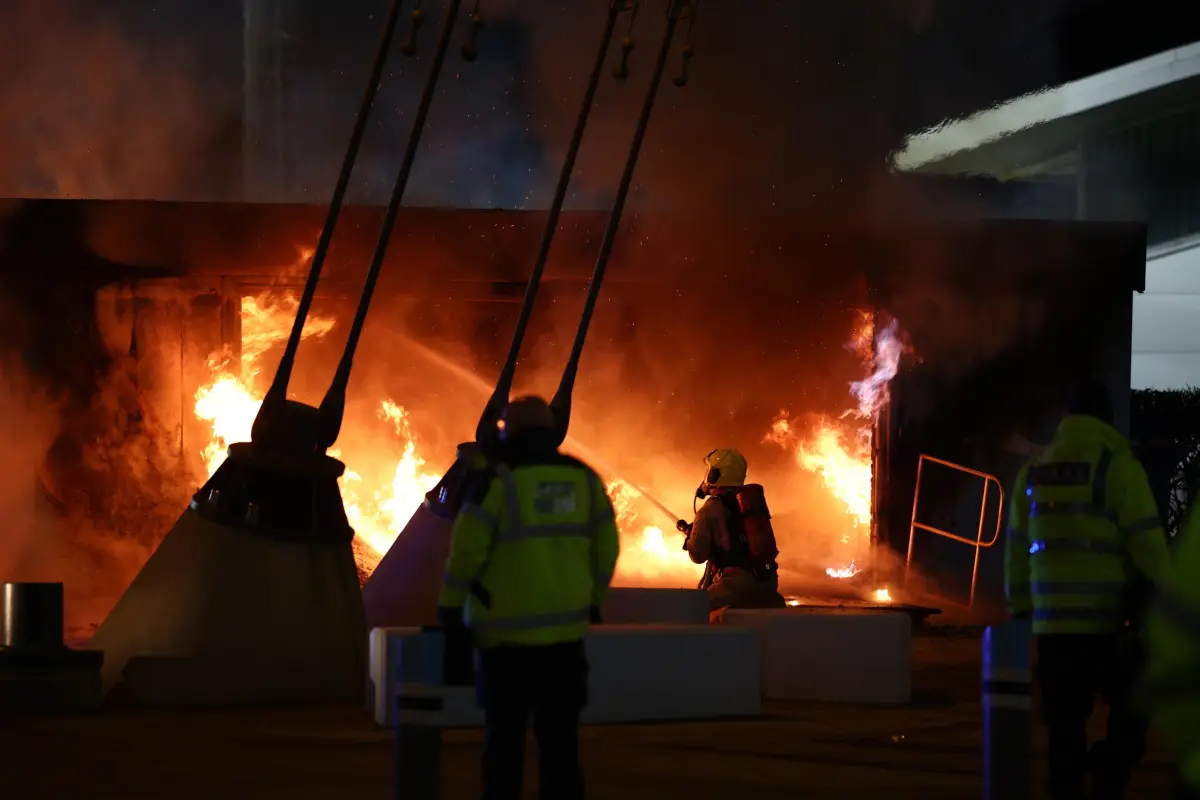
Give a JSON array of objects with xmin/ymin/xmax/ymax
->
[{"xmin": 677, "ymin": 448, "xmax": 786, "ymax": 611}]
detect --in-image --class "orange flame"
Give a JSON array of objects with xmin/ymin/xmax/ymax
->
[
  {"xmin": 191, "ymin": 290, "xmax": 702, "ymax": 582},
  {"xmin": 192, "ymin": 290, "xmax": 443, "ymax": 569},
  {"xmin": 607, "ymin": 479, "xmax": 703, "ymax": 588},
  {"xmin": 192, "ymin": 292, "xmax": 906, "ymax": 588},
  {"xmin": 766, "ymin": 310, "xmax": 909, "ymax": 580}
]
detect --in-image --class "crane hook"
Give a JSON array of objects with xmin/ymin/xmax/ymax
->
[
  {"xmin": 400, "ymin": 3, "xmax": 424, "ymax": 57},
  {"xmin": 612, "ymin": 0, "xmax": 640, "ymax": 81},
  {"xmin": 461, "ymin": 1, "xmax": 483, "ymax": 61},
  {"xmin": 613, "ymin": 36, "xmax": 635, "ymax": 80},
  {"xmin": 672, "ymin": 0, "xmax": 697, "ymax": 87},
  {"xmin": 673, "ymin": 43, "xmax": 693, "ymax": 87}
]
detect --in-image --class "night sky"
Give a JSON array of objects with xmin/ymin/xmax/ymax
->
[{"xmin": 1, "ymin": 0, "xmax": 1197, "ymax": 210}]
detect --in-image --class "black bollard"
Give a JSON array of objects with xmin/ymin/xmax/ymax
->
[
  {"xmin": 394, "ymin": 629, "xmax": 446, "ymax": 799},
  {"xmin": 982, "ymin": 620, "xmax": 1033, "ymax": 800},
  {"xmin": 0, "ymin": 581, "xmax": 104, "ymax": 713},
  {"xmin": 394, "ymin": 682, "xmax": 445, "ymax": 799},
  {"xmin": 1, "ymin": 582, "xmax": 65, "ymax": 650}
]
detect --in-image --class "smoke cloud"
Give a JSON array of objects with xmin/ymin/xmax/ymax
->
[
  {"xmin": 245, "ymin": 0, "xmax": 945, "ymax": 212},
  {"xmin": 0, "ymin": 359, "xmax": 61, "ymax": 586},
  {"xmin": 0, "ymin": 0, "xmax": 239, "ymax": 200}
]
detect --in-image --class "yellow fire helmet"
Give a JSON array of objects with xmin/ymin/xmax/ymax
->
[{"xmin": 702, "ymin": 447, "xmax": 748, "ymax": 489}]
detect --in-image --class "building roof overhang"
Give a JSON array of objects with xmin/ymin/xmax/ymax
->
[{"xmin": 894, "ymin": 43, "xmax": 1200, "ymax": 178}]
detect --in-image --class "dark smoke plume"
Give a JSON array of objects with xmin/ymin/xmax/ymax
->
[{"xmin": 0, "ymin": 0, "xmax": 240, "ymax": 200}]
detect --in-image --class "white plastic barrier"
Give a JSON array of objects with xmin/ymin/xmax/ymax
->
[
  {"xmin": 369, "ymin": 624, "xmax": 761, "ymax": 727},
  {"xmin": 601, "ymin": 588, "xmax": 710, "ymax": 625},
  {"xmin": 719, "ymin": 608, "xmax": 912, "ymax": 704}
]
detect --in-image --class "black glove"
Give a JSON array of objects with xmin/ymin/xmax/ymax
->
[
  {"xmin": 437, "ymin": 606, "xmax": 475, "ymax": 686},
  {"xmin": 437, "ymin": 605, "xmax": 465, "ymax": 630},
  {"xmin": 675, "ymin": 519, "xmax": 692, "ymax": 534},
  {"xmin": 590, "ymin": 606, "xmax": 603, "ymax": 625}
]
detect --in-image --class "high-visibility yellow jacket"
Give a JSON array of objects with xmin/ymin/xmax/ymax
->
[
  {"xmin": 437, "ymin": 451, "xmax": 620, "ymax": 649},
  {"xmin": 1147, "ymin": 504, "xmax": 1200, "ymax": 790},
  {"xmin": 1004, "ymin": 414, "xmax": 1170, "ymax": 635}
]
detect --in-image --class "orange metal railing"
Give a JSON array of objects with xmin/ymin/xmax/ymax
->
[{"xmin": 905, "ymin": 454, "xmax": 1004, "ymax": 609}]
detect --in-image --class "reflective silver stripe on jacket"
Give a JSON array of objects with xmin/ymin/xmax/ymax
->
[
  {"xmin": 1029, "ymin": 538, "xmax": 1122, "ymax": 555},
  {"xmin": 1028, "ymin": 448, "xmax": 1115, "ymax": 521},
  {"xmin": 493, "ymin": 464, "xmax": 597, "ymax": 542},
  {"xmin": 1122, "ymin": 516, "xmax": 1162, "ymax": 537},
  {"xmin": 460, "ymin": 503, "xmax": 497, "ymax": 527},
  {"xmin": 1032, "ymin": 606, "xmax": 1121, "ymax": 622},
  {"xmin": 495, "ymin": 464, "xmax": 523, "ymax": 532},
  {"xmin": 470, "ymin": 607, "xmax": 592, "ymax": 631},
  {"xmin": 443, "ymin": 501, "xmax": 497, "ymax": 593},
  {"xmin": 1155, "ymin": 588, "xmax": 1200, "ymax": 635},
  {"xmin": 1029, "ymin": 501, "xmax": 1116, "ymax": 520},
  {"xmin": 443, "ymin": 574, "xmax": 475, "ymax": 591},
  {"xmin": 590, "ymin": 498, "xmax": 616, "ymax": 526},
  {"xmin": 1031, "ymin": 580, "xmax": 1126, "ymax": 595}
]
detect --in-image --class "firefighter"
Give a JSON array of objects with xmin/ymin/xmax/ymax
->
[
  {"xmin": 1005, "ymin": 381, "xmax": 1171, "ymax": 800},
  {"xmin": 437, "ymin": 395, "xmax": 620, "ymax": 800},
  {"xmin": 1146, "ymin": 502, "xmax": 1200, "ymax": 799},
  {"xmin": 676, "ymin": 447, "xmax": 786, "ymax": 611}
]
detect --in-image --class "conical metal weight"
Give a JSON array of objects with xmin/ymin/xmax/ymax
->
[
  {"xmin": 362, "ymin": 450, "xmax": 473, "ymax": 628},
  {"xmin": 90, "ymin": 443, "xmax": 366, "ymax": 707}
]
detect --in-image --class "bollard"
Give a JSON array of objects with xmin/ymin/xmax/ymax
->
[
  {"xmin": 1, "ymin": 582, "xmax": 65, "ymax": 650},
  {"xmin": 0, "ymin": 582, "xmax": 104, "ymax": 713},
  {"xmin": 394, "ymin": 681, "xmax": 444, "ymax": 799},
  {"xmin": 982, "ymin": 619, "xmax": 1033, "ymax": 800},
  {"xmin": 394, "ymin": 627, "xmax": 447, "ymax": 800}
]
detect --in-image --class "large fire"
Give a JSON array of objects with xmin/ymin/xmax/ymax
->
[
  {"xmin": 190, "ymin": 294, "xmax": 906, "ymax": 590},
  {"xmin": 765, "ymin": 310, "xmax": 908, "ymax": 580}
]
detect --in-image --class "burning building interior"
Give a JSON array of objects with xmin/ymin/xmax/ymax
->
[
  {"xmin": 0, "ymin": 0, "xmax": 1191, "ymax": 796},
  {"xmin": 0, "ymin": 197, "xmax": 1146, "ymax": 643}
]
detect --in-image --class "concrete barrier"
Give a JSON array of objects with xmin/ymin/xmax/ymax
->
[
  {"xmin": 601, "ymin": 588, "xmax": 709, "ymax": 625},
  {"xmin": 719, "ymin": 607, "xmax": 912, "ymax": 704},
  {"xmin": 369, "ymin": 624, "xmax": 761, "ymax": 727}
]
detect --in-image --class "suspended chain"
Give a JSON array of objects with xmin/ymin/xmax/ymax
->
[
  {"xmin": 317, "ymin": 0, "xmax": 472, "ymax": 449},
  {"xmin": 252, "ymin": 0, "xmax": 407, "ymax": 445},
  {"xmin": 548, "ymin": 0, "xmax": 697, "ymax": 444},
  {"xmin": 475, "ymin": 0, "xmax": 639, "ymax": 446}
]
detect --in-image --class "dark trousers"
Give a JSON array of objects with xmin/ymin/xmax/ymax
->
[
  {"xmin": 477, "ymin": 640, "xmax": 588, "ymax": 800},
  {"xmin": 1037, "ymin": 633, "xmax": 1148, "ymax": 800}
]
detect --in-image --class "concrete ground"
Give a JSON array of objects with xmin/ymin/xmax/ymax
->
[{"xmin": 0, "ymin": 627, "xmax": 1180, "ymax": 799}]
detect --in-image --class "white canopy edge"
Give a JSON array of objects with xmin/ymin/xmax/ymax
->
[{"xmin": 894, "ymin": 42, "xmax": 1200, "ymax": 173}]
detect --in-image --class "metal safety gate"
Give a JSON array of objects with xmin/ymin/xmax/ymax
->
[{"xmin": 905, "ymin": 454, "xmax": 1005, "ymax": 609}]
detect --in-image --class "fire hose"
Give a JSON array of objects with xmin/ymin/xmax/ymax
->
[{"xmin": 251, "ymin": 0, "xmax": 479, "ymax": 454}]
